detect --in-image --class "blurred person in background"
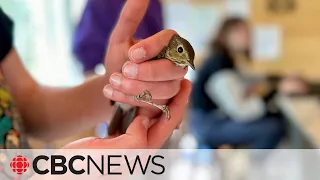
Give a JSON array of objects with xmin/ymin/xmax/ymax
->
[
  {"xmin": 73, "ymin": 0, "xmax": 163, "ymax": 78},
  {"xmin": 189, "ymin": 17, "xmax": 285, "ymax": 149}
]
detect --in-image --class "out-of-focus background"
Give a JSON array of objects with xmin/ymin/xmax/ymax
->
[{"xmin": 1, "ymin": 0, "xmax": 320, "ymax": 150}]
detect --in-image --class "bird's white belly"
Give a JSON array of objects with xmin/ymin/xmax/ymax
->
[{"xmin": 117, "ymin": 102, "xmax": 134, "ymax": 111}]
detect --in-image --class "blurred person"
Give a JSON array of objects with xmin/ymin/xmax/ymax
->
[
  {"xmin": 73, "ymin": 0, "xmax": 163, "ymax": 78},
  {"xmin": 189, "ymin": 17, "xmax": 284, "ymax": 149},
  {"xmin": 0, "ymin": 0, "xmax": 190, "ymax": 153}
]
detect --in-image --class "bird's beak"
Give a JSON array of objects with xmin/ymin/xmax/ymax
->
[{"xmin": 189, "ymin": 62, "xmax": 196, "ymax": 70}]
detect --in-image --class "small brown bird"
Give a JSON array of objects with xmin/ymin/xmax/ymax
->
[{"xmin": 108, "ymin": 34, "xmax": 195, "ymax": 136}]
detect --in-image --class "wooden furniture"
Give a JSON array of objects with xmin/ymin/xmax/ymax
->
[
  {"xmin": 276, "ymin": 95, "xmax": 320, "ymax": 148},
  {"xmin": 276, "ymin": 95, "xmax": 320, "ymax": 180}
]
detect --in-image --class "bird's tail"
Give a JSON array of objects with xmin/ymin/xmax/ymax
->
[{"xmin": 108, "ymin": 104, "xmax": 137, "ymax": 136}]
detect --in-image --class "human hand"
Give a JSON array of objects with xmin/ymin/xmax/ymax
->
[
  {"xmin": 278, "ymin": 74, "xmax": 309, "ymax": 95},
  {"xmin": 64, "ymin": 79, "xmax": 191, "ymax": 149},
  {"xmin": 30, "ymin": 79, "xmax": 191, "ymax": 179},
  {"xmin": 103, "ymin": 0, "xmax": 188, "ymax": 119}
]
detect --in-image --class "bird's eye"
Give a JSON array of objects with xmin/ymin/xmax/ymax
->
[{"xmin": 177, "ymin": 46, "xmax": 184, "ymax": 53}]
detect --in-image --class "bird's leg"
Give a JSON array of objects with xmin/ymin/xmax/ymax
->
[
  {"xmin": 133, "ymin": 90, "xmax": 153, "ymax": 102},
  {"xmin": 134, "ymin": 90, "xmax": 171, "ymax": 120}
]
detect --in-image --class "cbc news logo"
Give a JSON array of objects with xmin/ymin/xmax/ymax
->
[
  {"xmin": 10, "ymin": 155, "xmax": 30, "ymax": 175},
  {"xmin": 6, "ymin": 153, "xmax": 165, "ymax": 177}
]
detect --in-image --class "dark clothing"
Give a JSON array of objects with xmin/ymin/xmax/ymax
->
[
  {"xmin": 190, "ymin": 52, "xmax": 234, "ymax": 112},
  {"xmin": 190, "ymin": 109, "xmax": 284, "ymax": 149},
  {"xmin": 73, "ymin": 0, "xmax": 164, "ymax": 72},
  {"xmin": 189, "ymin": 53, "xmax": 284, "ymax": 149},
  {"xmin": 0, "ymin": 8, "xmax": 13, "ymax": 61}
]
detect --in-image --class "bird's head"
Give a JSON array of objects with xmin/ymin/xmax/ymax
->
[{"xmin": 166, "ymin": 34, "xmax": 196, "ymax": 70}]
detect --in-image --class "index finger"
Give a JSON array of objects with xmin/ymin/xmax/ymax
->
[
  {"xmin": 128, "ymin": 30, "xmax": 177, "ymax": 63},
  {"xmin": 109, "ymin": 0, "xmax": 150, "ymax": 45}
]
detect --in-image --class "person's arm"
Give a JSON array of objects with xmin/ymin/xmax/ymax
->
[
  {"xmin": 3, "ymin": 31, "xmax": 187, "ymax": 141},
  {"xmin": 1, "ymin": 7, "xmax": 103, "ymax": 141},
  {"xmin": 205, "ymin": 70, "xmax": 266, "ymax": 122},
  {"xmin": 1, "ymin": 49, "xmax": 113, "ymax": 141}
]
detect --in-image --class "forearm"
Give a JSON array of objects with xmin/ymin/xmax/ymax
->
[
  {"xmin": 2, "ymin": 49, "xmax": 113, "ymax": 141},
  {"xmin": 23, "ymin": 75, "xmax": 113, "ymax": 141}
]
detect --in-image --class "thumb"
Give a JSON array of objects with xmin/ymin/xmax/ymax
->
[{"xmin": 125, "ymin": 115, "xmax": 149, "ymax": 147}]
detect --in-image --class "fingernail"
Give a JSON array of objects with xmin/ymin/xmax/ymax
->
[
  {"xmin": 103, "ymin": 85, "xmax": 113, "ymax": 97},
  {"xmin": 142, "ymin": 117, "xmax": 149, "ymax": 129},
  {"xmin": 123, "ymin": 62, "xmax": 138, "ymax": 78},
  {"xmin": 110, "ymin": 73, "xmax": 121, "ymax": 87},
  {"xmin": 130, "ymin": 47, "xmax": 146, "ymax": 61}
]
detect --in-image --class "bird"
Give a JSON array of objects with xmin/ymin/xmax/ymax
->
[{"xmin": 108, "ymin": 34, "xmax": 195, "ymax": 136}]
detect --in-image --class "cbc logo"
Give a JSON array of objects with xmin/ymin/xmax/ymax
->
[{"xmin": 10, "ymin": 155, "xmax": 30, "ymax": 175}]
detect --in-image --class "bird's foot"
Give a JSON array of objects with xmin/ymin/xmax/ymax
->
[
  {"xmin": 134, "ymin": 90, "xmax": 171, "ymax": 120},
  {"xmin": 134, "ymin": 90, "xmax": 153, "ymax": 102},
  {"xmin": 160, "ymin": 105, "xmax": 171, "ymax": 120}
]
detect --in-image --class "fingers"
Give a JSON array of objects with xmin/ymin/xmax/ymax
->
[
  {"xmin": 109, "ymin": 0, "xmax": 149, "ymax": 44},
  {"xmin": 128, "ymin": 30, "xmax": 177, "ymax": 63},
  {"xmin": 124, "ymin": 115, "xmax": 149, "ymax": 148},
  {"xmin": 63, "ymin": 137, "xmax": 109, "ymax": 149},
  {"xmin": 109, "ymin": 72, "xmax": 180, "ymax": 99},
  {"xmin": 147, "ymin": 79, "xmax": 192, "ymax": 149},
  {"xmin": 122, "ymin": 60, "xmax": 188, "ymax": 81},
  {"xmin": 103, "ymin": 84, "xmax": 166, "ymax": 110},
  {"xmin": 136, "ymin": 99, "xmax": 168, "ymax": 118},
  {"xmin": 64, "ymin": 117, "xmax": 150, "ymax": 149}
]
